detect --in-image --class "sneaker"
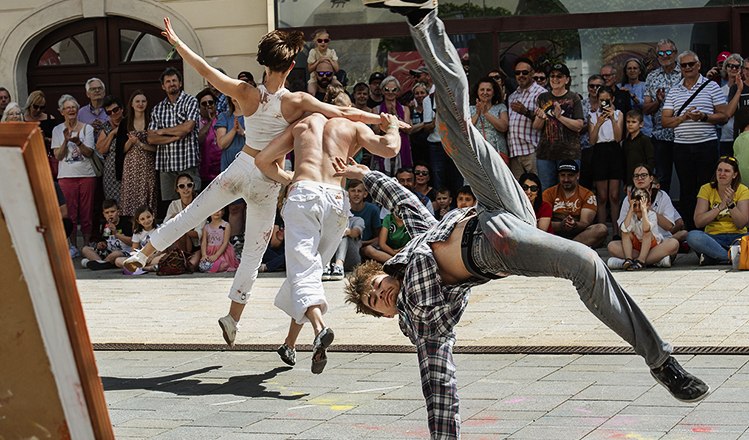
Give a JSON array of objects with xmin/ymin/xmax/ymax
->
[
  {"xmin": 699, "ymin": 254, "xmax": 718, "ymax": 266},
  {"xmin": 607, "ymin": 257, "xmax": 625, "ymax": 270},
  {"xmin": 277, "ymin": 343, "xmax": 296, "ymax": 366},
  {"xmin": 218, "ymin": 314, "xmax": 238, "ymax": 346},
  {"xmin": 311, "ymin": 327, "xmax": 335, "ymax": 374},
  {"xmin": 80, "ymin": 258, "xmax": 90, "ymax": 269},
  {"xmin": 123, "ymin": 250, "xmax": 148, "ymax": 272},
  {"xmin": 87, "ymin": 260, "xmax": 115, "ymax": 271},
  {"xmin": 330, "ymin": 264, "xmax": 344, "ymax": 281},
  {"xmin": 656, "ymin": 255, "xmax": 672, "ymax": 268},
  {"xmin": 69, "ymin": 244, "xmax": 80, "ymax": 259},
  {"xmin": 321, "ymin": 264, "xmax": 332, "ymax": 281},
  {"xmin": 626, "ymin": 260, "xmax": 645, "ymax": 271},
  {"xmin": 650, "ymin": 356, "xmax": 710, "ymax": 403}
]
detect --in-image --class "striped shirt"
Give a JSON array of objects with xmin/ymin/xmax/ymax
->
[
  {"xmin": 663, "ymin": 75, "xmax": 726, "ymax": 144},
  {"xmin": 507, "ymin": 82, "xmax": 546, "ymax": 157},
  {"xmin": 149, "ymin": 91, "xmax": 200, "ymax": 172}
]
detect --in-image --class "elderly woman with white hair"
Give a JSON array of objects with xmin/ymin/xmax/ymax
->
[
  {"xmin": 718, "ymin": 53, "xmax": 743, "ymax": 156},
  {"xmin": 374, "ymin": 75, "xmax": 412, "ymax": 173},
  {"xmin": 1, "ymin": 102, "xmax": 23, "ymax": 121},
  {"xmin": 51, "ymin": 94, "xmax": 98, "ymax": 251}
]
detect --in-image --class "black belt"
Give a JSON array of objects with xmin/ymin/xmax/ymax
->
[{"xmin": 460, "ymin": 216, "xmax": 502, "ymax": 281}]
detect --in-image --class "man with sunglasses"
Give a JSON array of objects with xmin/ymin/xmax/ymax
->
[
  {"xmin": 349, "ymin": 3, "xmax": 710, "ymax": 437},
  {"xmin": 312, "ymin": 59, "xmax": 337, "ymax": 101},
  {"xmin": 532, "ymin": 71, "xmax": 549, "ymax": 90},
  {"xmin": 662, "ymin": 50, "xmax": 728, "ymax": 230},
  {"xmin": 507, "ymin": 57, "xmax": 546, "ymax": 178},
  {"xmin": 644, "ymin": 39, "xmax": 682, "ymax": 194}
]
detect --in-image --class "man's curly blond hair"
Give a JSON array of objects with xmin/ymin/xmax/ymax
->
[{"xmin": 344, "ymin": 260, "xmax": 386, "ymax": 318}]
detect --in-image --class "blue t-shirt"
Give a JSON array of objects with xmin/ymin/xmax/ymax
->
[
  {"xmin": 215, "ymin": 111, "xmax": 246, "ymax": 171},
  {"xmin": 350, "ymin": 202, "xmax": 382, "ymax": 242}
]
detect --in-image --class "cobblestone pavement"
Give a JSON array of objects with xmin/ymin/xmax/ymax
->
[
  {"xmin": 76, "ymin": 253, "xmax": 749, "ymax": 438},
  {"xmin": 99, "ymin": 351, "xmax": 749, "ymax": 439}
]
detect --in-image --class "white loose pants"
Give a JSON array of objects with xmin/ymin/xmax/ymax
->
[{"xmin": 274, "ymin": 181, "xmax": 349, "ymax": 324}]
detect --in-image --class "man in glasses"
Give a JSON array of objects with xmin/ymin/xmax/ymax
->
[
  {"xmin": 311, "ymin": 59, "xmax": 337, "ymax": 101},
  {"xmin": 644, "ymin": 39, "xmax": 682, "ymax": 194},
  {"xmin": 662, "ymin": 50, "xmax": 728, "ymax": 230},
  {"xmin": 78, "ymin": 78, "xmax": 109, "ymax": 140},
  {"xmin": 532, "ymin": 70, "xmax": 549, "ymax": 90},
  {"xmin": 147, "ymin": 67, "xmax": 202, "ymax": 200},
  {"xmin": 409, "ymin": 65, "xmax": 434, "ymax": 97},
  {"xmin": 507, "ymin": 57, "xmax": 546, "ymax": 178},
  {"xmin": 349, "ymin": 3, "xmax": 710, "ymax": 438}
]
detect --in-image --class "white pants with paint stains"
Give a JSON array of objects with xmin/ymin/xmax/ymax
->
[{"xmin": 150, "ymin": 151, "xmax": 281, "ymax": 303}]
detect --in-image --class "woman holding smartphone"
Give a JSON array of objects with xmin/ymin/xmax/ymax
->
[{"xmin": 589, "ymin": 86, "xmax": 624, "ymax": 238}]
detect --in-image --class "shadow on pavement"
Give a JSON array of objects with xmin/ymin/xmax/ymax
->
[{"xmin": 102, "ymin": 365, "xmax": 307, "ymax": 400}]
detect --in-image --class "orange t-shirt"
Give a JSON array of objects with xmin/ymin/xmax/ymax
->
[{"xmin": 542, "ymin": 184, "xmax": 598, "ymax": 222}]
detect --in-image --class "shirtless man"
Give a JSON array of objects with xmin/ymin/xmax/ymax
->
[
  {"xmin": 255, "ymin": 93, "xmax": 401, "ymax": 374},
  {"xmin": 343, "ymin": 2, "xmax": 709, "ymax": 438},
  {"xmin": 123, "ymin": 18, "xmax": 400, "ymax": 346}
]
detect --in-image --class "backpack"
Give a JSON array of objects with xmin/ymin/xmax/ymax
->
[{"xmin": 157, "ymin": 249, "xmax": 190, "ymax": 276}]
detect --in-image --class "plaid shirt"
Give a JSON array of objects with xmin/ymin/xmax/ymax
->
[
  {"xmin": 364, "ymin": 171, "xmax": 487, "ymax": 439},
  {"xmin": 645, "ymin": 65, "xmax": 682, "ymax": 142},
  {"xmin": 507, "ymin": 82, "xmax": 546, "ymax": 157},
  {"xmin": 149, "ymin": 91, "xmax": 200, "ymax": 172}
]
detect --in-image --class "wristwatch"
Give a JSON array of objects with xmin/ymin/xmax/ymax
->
[
  {"xmin": 728, "ymin": 201, "xmax": 736, "ymax": 209},
  {"xmin": 700, "ymin": 113, "xmax": 708, "ymax": 122}
]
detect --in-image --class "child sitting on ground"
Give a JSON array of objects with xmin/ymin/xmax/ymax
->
[
  {"xmin": 607, "ymin": 188, "xmax": 678, "ymax": 270},
  {"xmin": 81, "ymin": 199, "xmax": 132, "ymax": 270},
  {"xmin": 115, "ymin": 205, "xmax": 163, "ymax": 273},
  {"xmin": 199, "ymin": 209, "xmax": 240, "ymax": 273},
  {"xmin": 377, "ymin": 211, "xmax": 411, "ymax": 262}
]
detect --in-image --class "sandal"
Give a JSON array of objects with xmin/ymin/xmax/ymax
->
[
  {"xmin": 622, "ymin": 258, "xmax": 634, "ymax": 270},
  {"xmin": 627, "ymin": 260, "xmax": 645, "ymax": 271}
]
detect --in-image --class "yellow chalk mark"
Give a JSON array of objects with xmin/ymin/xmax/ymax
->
[{"xmin": 330, "ymin": 405, "xmax": 354, "ymax": 411}]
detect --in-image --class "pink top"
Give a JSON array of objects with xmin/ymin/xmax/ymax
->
[{"xmin": 199, "ymin": 117, "xmax": 222, "ymax": 182}]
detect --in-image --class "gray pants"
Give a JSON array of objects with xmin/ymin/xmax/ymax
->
[{"xmin": 411, "ymin": 10, "xmax": 671, "ymax": 368}]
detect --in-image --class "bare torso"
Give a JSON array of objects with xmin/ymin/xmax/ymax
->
[
  {"xmin": 292, "ymin": 114, "xmax": 362, "ymax": 187},
  {"xmin": 430, "ymin": 215, "xmax": 474, "ymax": 285}
]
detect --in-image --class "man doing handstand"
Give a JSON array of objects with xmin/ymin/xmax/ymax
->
[{"xmin": 340, "ymin": 1, "xmax": 709, "ymax": 438}]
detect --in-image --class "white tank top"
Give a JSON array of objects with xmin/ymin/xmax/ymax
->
[{"xmin": 243, "ymin": 84, "xmax": 291, "ymax": 150}]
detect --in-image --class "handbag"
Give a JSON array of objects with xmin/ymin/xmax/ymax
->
[
  {"xmin": 157, "ymin": 249, "xmax": 190, "ymax": 276},
  {"xmin": 728, "ymin": 235, "xmax": 749, "ymax": 270},
  {"xmin": 90, "ymin": 151, "xmax": 104, "ymax": 177}
]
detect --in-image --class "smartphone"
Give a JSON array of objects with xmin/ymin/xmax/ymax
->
[{"xmin": 600, "ymin": 99, "xmax": 611, "ymax": 110}]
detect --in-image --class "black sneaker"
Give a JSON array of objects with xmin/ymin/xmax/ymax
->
[
  {"xmin": 277, "ymin": 343, "xmax": 296, "ymax": 366},
  {"xmin": 650, "ymin": 356, "xmax": 710, "ymax": 403},
  {"xmin": 87, "ymin": 260, "xmax": 116, "ymax": 271}
]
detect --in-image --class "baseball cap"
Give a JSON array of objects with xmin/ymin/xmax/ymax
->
[
  {"xmin": 557, "ymin": 160, "xmax": 579, "ymax": 173},
  {"xmin": 409, "ymin": 65, "xmax": 428, "ymax": 75},
  {"xmin": 549, "ymin": 63, "xmax": 570, "ymax": 77},
  {"xmin": 369, "ymin": 72, "xmax": 386, "ymax": 84},
  {"xmin": 716, "ymin": 51, "xmax": 731, "ymax": 64}
]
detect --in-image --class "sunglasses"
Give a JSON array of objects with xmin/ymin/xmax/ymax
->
[
  {"xmin": 317, "ymin": 38, "xmax": 330, "ymax": 44},
  {"xmin": 657, "ymin": 50, "xmax": 675, "ymax": 57},
  {"xmin": 513, "ymin": 70, "xmax": 529, "ymax": 76},
  {"xmin": 200, "ymin": 100, "xmax": 215, "ymax": 107},
  {"xmin": 549, "ymin": 74, "xmax": 565, "ymax": 79},
  {"xmin": 382, "ymin": 87, "xmax": 399, "ymax": 93},
  {"xmin": 414, "ymin": 170, "xmax": 429, "ymax": 176},
  {"xmin": 680, "ymin": 61, "xmax": 698, "ymax": 69},
  {"xmin": 588, "ymin": 84, "xmax": 602, "ymax": 90},
  {"xmin": 533, "ymin": 76, "xmax": 546, "ymax": 81},
  {"xmin": 726, "ymin": 63, "xmax": 741, "ymax": 70},
  {"xmin": 32, "ymin": 104, "xmax": 46, "ymax": 110},
  {"xmin": 521, "ymin": 184, "xmax": 539, "ymax": 192},
  {"xmin": 105, "ymin": 106, "xmax": 121, "ymax": 116},
  {"xmin": 177, "ymin": 182, "xmax": 194, "ymax": 189},
  {"xmin": 489, "ymin": 74, "xmax": 503, "ymax": 80},
  {"xmin": 632, "ymin": 173, "xmax": 650, "ymax": 179},
  {"xmin": 720, "ymin": 155, "xmax": 738, "ymax": 163},
  {"xmin": 316, "ymin": 71, "xmax": 334, "ymax": 78}
]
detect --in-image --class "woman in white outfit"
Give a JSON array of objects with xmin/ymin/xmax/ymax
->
[{"xmin": 124, "ymin": 17, "xmax": 392, "ymax": 346}]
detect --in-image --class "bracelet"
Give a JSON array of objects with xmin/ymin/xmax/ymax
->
[
  {"xmin": 700, "ymin": 113, "xmax": 709, "ymax": 122},
  {"xmin": 387, "ymin": 124, "xmax": 399, "ymax": 131}
]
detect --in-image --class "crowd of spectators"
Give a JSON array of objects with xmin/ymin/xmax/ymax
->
[{"xmin": 5, "ymin": 30, "xmax": 749, "ymax": 275}]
